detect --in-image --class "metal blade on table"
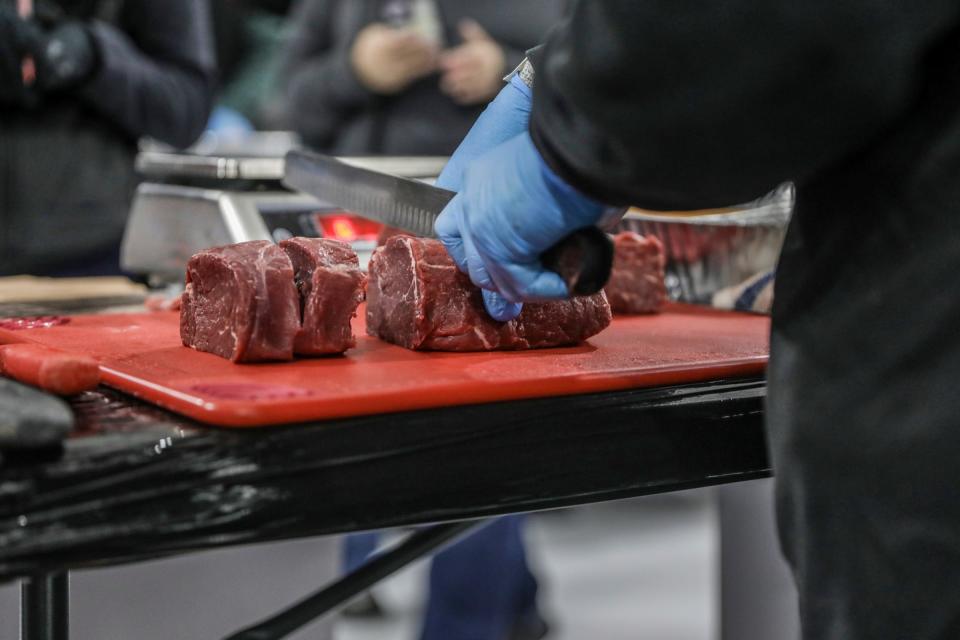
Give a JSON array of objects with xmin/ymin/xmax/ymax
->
[{"xmin": 283, "ymin": 150, "xmax": 453, "ymax": 238}]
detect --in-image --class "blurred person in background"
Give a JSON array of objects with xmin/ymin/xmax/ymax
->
[
  {"xmin": 0, "ymin": 0, "xmax": 215, "ymax": 276},
  {"xmin": 279, "ymin": 0, "xmax": 565, "ymax": 155},
  {"xmin": 208, "ymin": 0, "xmax": 293, "ymax": 134},
  {"xmin": 278, "ymin": 3, "xmax": 565, "ymax": 639}
]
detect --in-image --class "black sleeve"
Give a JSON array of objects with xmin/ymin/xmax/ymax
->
[
  {"xmin": 77, "ymin": 0, "xmax": 216, "ymax": 149},
  {"xmin": 530, "ymin": 0, "xmax": 960, "ymax": 209},
  {"xmin": 499, "ymin": 44, "xmax": 526, "ymax": 78},
  {"xmin": 279, "ymin": 0, "xmax": 376, "ymax": 149}
]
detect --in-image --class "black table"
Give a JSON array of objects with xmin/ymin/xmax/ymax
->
[
  {"xmin": 0, "ymin": 292, "xmax": 770, "ymax": 640},
  {"xmin": 0, "ymin": 376, "xmax": 769, "ymax": 639}
]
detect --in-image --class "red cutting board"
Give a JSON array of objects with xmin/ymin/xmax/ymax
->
[{"xmin": 0, "ymin": 305, "xmax": 769, "ymax": 427}]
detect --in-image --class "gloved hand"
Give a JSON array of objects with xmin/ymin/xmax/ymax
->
[
  {"xmin": 435, "ymin": 131, "xmax": 607, "ymax": 322},
  {"xmin": 435, "ymin": 74, "xmax": 533, "ymax": 319},
  {"xmin": 21, "ymin": 19, "xmax": 97, "ymax": 93},
  {"xmin": 0, "ymin": 4, "xmax": 34, "ymax": 106},
  {"xmin": 435, "ymin": 73, "xmax": 532, "ymax": 190}
]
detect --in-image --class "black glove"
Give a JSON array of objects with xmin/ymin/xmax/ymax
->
[
  {"xmin": 23, "ymin": 19, "xmax": 98, "ymax": 93},
  {"xmin": 0, "ymin": 4, "xmax": 35, "ymax": 107}
]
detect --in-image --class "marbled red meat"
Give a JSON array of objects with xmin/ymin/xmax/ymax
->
[
  {"xmin": 604, "ymin": 232, "xmax": 667, "ymax": 314},
  {"xmin": 376, "ymin": 225, "xmax": 412, "ymax": 246},
  {"xmin": 180, "ymin": 241, "xmax": 299, "ymax": 362},
  {"xmin": 280, "ymin": 237, "xmax": 365, "ymax": 355},
  {"xmin": 366, "ymin": 236, "xmax": 611, "ymax": 351}
]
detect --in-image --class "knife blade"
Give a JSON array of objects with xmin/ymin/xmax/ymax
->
[{"xmin": 283, "ymin": 150, "xmax": 613, "ymax": 296}]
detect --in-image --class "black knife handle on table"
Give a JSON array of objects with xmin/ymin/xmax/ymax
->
[
  {"xmin": 540, "ymin": 226, "xmax": 614, "ymax": 296},
  {"xmin": 0, "ymin": 377, "xmax": 74, "ymax": 449}
]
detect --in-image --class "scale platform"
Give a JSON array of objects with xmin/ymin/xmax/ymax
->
[{"xmin": 121, "ymin": 151, "xmax": 448, "ymax": 285}]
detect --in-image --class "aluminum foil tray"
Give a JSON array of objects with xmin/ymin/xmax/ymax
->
[{"xmin": 616, "ymin": 183, "xmax": 794, "ymax": 303}]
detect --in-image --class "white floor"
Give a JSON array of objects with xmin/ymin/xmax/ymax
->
[
  {"xmin": 0, "ymin": 487, "xmax": 780, "ymax": 640},
  {"xmin": 339, "ymin": 491, "xmax": 716, "ymax": 640}
]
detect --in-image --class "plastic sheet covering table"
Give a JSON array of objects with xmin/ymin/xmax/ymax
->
[{"xmin": 0, "ymin": 302, "xmax": 769, "ymax": 639}]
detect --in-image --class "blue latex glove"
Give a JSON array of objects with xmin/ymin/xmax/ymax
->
[
  {"xmin": 435, "ymin": 131, "xmax": 606, "ymax": 322},
  {"xmin": 435, "ymin": 74, "xmax": 532, "ymax": 192},
  {"xmin": 435, "ymin": 75, "xmax": 533, "ymax": 320}
]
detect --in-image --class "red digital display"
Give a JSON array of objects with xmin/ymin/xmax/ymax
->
[{"xmin": 312, "ymin": 213, "xmax": 382, "ymax": 242}]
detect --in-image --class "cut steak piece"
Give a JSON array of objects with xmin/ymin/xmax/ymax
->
[
  {"xmin": 604, "ymin": 232, "xmax": 667, "ymax": 314},
  {"xmin": 279, "ymin": 237, "xmax": 366, "ymax": 355},
  {"xmin": 376, "ymin": 225, "xmax": 412, "ymax": 246},
  {"xmin": 180, "ymin": 241, "xmax": 300, "ymax": 362},
  {"xmin": 366, "ymin": 236, "xmax": 612, "ymax": 351}
]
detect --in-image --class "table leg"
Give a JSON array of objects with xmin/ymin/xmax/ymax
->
[
  {"xmin": 224, "ymin": 520, "xmax": 483, "ymax": 640},
  {"xmin": 21, "ymin": 572, "xmax": 69, "ymax": 640}
]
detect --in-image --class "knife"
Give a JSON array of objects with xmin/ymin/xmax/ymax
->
[
  {"xmin": 284, "ymin": 150, "xmax": 613, "ymax": 296},
  {"xmin": 0, "ymin": 377, "xmax": 74, "ymax": 449}
]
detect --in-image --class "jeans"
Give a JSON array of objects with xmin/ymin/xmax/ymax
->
[{"xmin": 344, "ymin": 515, "xmax": 539, "ymax": 640}]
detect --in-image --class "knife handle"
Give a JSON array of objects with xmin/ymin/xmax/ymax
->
[
  {"xmin": 0, "ymin": 377, "xmax": 74, "ymax": 449},
  {"xmin": 0, "ymin": 344, "xmax": 100, "ymax": 396},
  {"xmin": 540, "ymin": 227, "xmax": 614, "ymax": 296}
]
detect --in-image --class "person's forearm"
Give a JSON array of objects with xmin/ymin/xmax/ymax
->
[
  {"xmin": 78, "ymin": 21, "xmax": 214, "ymax": 148},
  {"xmin": 530, "ymin": 0, "xmax": 956, "ymax": 210}
]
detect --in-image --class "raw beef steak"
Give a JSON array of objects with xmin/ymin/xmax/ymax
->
[
  {"xmin": 604, "ymin": 232, "xmax": 667, "ymax": 314},
  {"xmin": 376, "ymin": 225, "xmax": 412, "ymax": 246},
  {"xmin": 366, "ymin": 236, "xmax": 612, "ymax": 351},
  {"xmin": 280, "ymin": 237, "xmax": 365, "ymax": 355},
  {"xmin": 180, "ymin": 241, "xmax": 300, "ymax": 362}
]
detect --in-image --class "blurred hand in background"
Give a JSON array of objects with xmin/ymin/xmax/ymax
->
[
  {"xmin": 20, "ymin": 18, "xmax": 97, "ymax": 94},
  {"xmin": 281, "ymin": 0, "xmax": 564, "ymax": 155},
  {"xmin": 439, "ymin": 19, "xmax": 505, "ymax": 105},
  {"xmin": 0, "ymin": 0, "xmax": 214, "ymax": 277},
  {"xmin": 351, "ymin": 23, "xmax": 438, "ymax": 95}
]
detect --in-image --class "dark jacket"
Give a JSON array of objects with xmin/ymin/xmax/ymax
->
[
  {"xmin": 279, "ymin": 0, "xmax": 565, "ymax": 155},
  {"xmin": 0, "ymin": 0, "xmax": 215, "ymax": 275},
  {"xmin": 531, "ymin": 2, "xmax": 960, "ymax": 638}
]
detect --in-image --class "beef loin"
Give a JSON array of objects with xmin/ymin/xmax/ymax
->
[
  {"xmin": 376, "ymin": 225, "xmax": 412, "ymax": 246},
  {"xmin": 366, "ymin": 236, "xmax": 612, "ymax": 351},
  {"xmin": 180, "ymin": 241, "xmax": 300, "ymax": 362},
  {"xmin": 279, "ymin": 237, "xmax": 365, "ymax": 355},
  {"xmin": 603, "ymin": 232, "xmax": 667, "ymax": 314}
]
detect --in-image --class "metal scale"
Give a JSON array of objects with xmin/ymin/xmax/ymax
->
[{"xmin": 120, "ymin": 134, "xmax": 446, "ymax": 286}]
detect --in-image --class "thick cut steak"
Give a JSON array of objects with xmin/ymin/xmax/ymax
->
[
  {"xmin": 604, "ymin": 232, "xmax": 667, "ymax": 314},
  {"xmin": 180, "ymin": 241, "xmax": 300, "ymax": 362},
  {"xmin": 366, "ymin": 236, "xmax": 612, "ymax": 351},
  {"xmin": 376, "ymin": 225, "xmax": 412, "ymax": 246},
  {"xmin": 280, "ymin": 237, "xmax": 365, "ymax": 355}
]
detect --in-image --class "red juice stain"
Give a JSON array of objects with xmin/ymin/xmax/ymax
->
[
  {"xmin": 188, "ymin": 383, "xmax": 315, "ymax": 402},
  {"xmin": 0, "ymin": 316, "xmax": 71, "ymax": 331}
]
